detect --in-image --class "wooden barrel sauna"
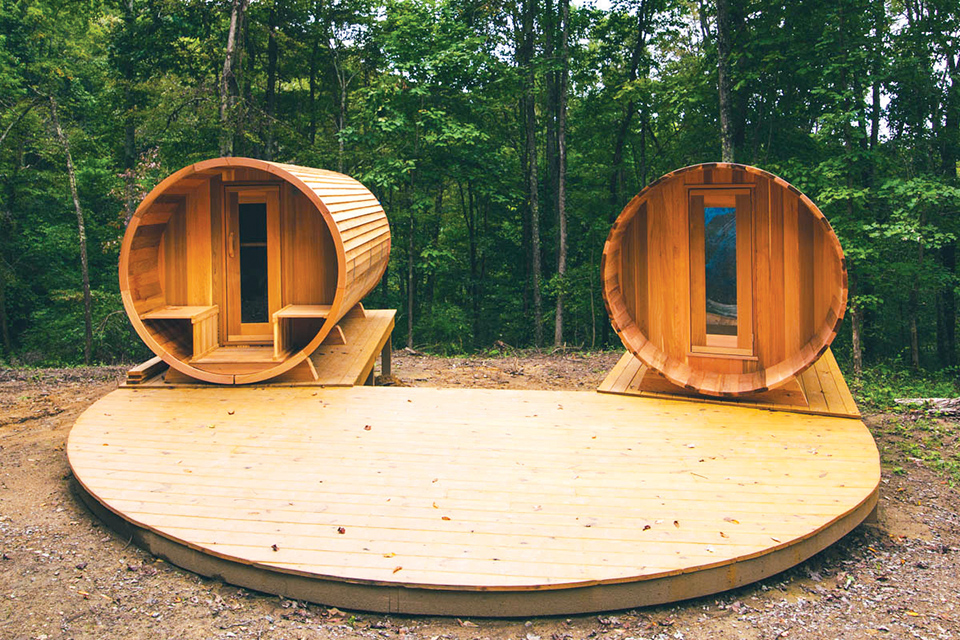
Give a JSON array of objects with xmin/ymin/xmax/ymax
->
[
  {"xmin": 119, "ymin": 157, "xmax": 390, "ymax": 384},
  {"xmin": 602, "ymin": 163, "xmax": 847, "ymax": 397}
]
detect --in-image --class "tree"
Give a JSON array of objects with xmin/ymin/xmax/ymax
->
[
  {"xmin": 714, "ymin": 0, "xmax": 735, "ymax": 162},
  {"xmin": 49, "ymin": 97, "xmax": 94, "ymax": 364},
  {"xmin": 220, "ymin": 0, "xmax": 249, "ymax": 156},
  {"xmin": 554, "ymin": 0, "xmax": 569, "ymax": 346}
]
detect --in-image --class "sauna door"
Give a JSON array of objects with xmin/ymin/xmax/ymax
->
[{"xmin": 224, "ymin": 186, "xmax": 281, "ymax": 343}]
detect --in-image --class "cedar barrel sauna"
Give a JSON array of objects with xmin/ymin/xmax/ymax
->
[
  {"xmin": 602, "ymin": 163, "xmax": 846, "ymax": 397},
  {"xmin": 119, "ymin": 157, "xmax": 390, "ymax": 384}
]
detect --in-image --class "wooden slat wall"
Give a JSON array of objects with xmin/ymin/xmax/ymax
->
[
  {"xmin": 603, "ymin": 163, "xmax": 847, "ymax": 397},
  {"xmin": 280, "ymin": 187, "xmax": 337, "ymax": 305},
  {"xmin": 274, "ymin": 162, "xmax": 390, "ymax": 322}
]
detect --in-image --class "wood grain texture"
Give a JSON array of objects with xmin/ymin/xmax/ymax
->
[
  {"xmin": 599, "ymin": 350, "xmax": 860, "ymax": 419},
  {"xmin": 68, "ymin": 385, "xmax": 879, "ymax": 616},
  {"xmin": 118, "ymin": 158, "xmax": 391, "ymax": 384},
  {"xmin": 602, "ymin": 163, "xmax": 847, "ymax": 397},
  {"xmin": 125, "ymin": 309, "xmax": 395, "ymax": 389}
]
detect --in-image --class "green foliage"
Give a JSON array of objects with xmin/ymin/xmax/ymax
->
[
  {"xmin": 851, "ymin": 363, "xmax": 960, "ymax": 412},
  {"xmin": 0, "ymin": 0, "xmax": 957, "ymax": 373},
  {"xmin": 18, "ymin": 289, "xmax": 148, "ymax": 365}
]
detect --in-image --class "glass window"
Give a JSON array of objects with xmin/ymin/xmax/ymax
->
[
  {"xmin": 238, "ymin": 202, "xmax": 268, "ymax": 324},
  {"xmin": 704, "ymin": 206, "xmax": 737, "ymax": 339}
]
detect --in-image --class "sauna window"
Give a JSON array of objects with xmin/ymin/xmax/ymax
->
[
  {"xmin": 689, "ymin": 188, "xmax": 753, "ymax": 356},
  {"xmin": 238, "ymin": 203, "xmax": 269, "ymax": 324},
  {"xmin": 704, "ymin": 206, "xmax": 738, "ymax": 339}
]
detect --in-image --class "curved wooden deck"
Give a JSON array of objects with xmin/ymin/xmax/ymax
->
[{"xmin": 68, "ymin": 386, "xmax": 879, "ymax": 616}]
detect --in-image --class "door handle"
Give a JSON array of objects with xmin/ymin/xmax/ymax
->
[{"xmin": 228, "ymin": 232, "xmax": 235, "ymax": 258}]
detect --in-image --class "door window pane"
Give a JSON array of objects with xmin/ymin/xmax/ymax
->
[
  {"xmin": 704, "ymin": 206, "xmax": 737, "ymax": 337},
  {"xmin": 238, "ymin": 203, "xmax": 268, "ymax": 324}
]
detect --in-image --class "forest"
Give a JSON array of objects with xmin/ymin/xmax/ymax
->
[{"xmin": 0, "ymin": 0, "xmax": 957, "ymax": 381}]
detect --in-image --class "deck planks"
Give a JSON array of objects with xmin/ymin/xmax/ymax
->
[{"xmin": 69, "ymin": 385, "xmax": 878, "ymax": 614}]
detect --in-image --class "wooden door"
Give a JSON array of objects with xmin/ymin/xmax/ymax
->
[{"xmin": 224, "ymin": 186, "xmax": 281, "ymax": 343}]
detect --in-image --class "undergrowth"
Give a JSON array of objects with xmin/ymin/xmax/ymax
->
[
  {"xmin": 881, "ymin": 416, "xmax": 960, "ymax": 487},
  {"xmin": 848, "ymin": 362, "xmax": 960, "ymax": 412}
]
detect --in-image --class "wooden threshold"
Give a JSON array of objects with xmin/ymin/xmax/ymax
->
[{"xmin": 598, "ymin": 348, "xmax": 860, "ymax": 419}]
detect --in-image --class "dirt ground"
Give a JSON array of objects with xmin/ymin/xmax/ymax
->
[{"xmin": 1, "ymin": 351, "xmax": 958, "ymax": 640}]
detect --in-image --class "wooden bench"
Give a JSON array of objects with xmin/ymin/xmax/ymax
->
[
  {"xmin": 272, "ymin": 304, "xmax": 332, "ymax": 358},
  {"xmin": 141, "ymin": 305, "xmax": 219, "ymax": 361}
]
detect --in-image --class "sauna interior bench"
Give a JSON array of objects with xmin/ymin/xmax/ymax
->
[
  {"xmin": 272, "ymin": 304, "xmax": 334, "ymax": 358},
  {"xmin": 141, "ymin": 305, "xmax": 219, "ymax": 362},
  {"xmin": 272, "ymin": 304, "xmax": 333, "ymax": 320},
  {"xmin": 141, "ymin": 305, "xmax": 218, "ymax": 323}
]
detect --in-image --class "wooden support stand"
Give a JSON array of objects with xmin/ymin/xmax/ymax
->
[
  {"xmin": 124, "ymin": 308, "xmax": 395, "ymax": 389},
  {"xmin": 599, "ymin": 348, "xmax": 860, "ymax": 419},
  {"xmin": 125, "ymin": 356, "xmax": 168, "ymax": 385}
]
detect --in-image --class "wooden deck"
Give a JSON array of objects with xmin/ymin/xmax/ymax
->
[
  {"xmin": 68, "ymin": 386, "xmax": 879, "ymax": 616},
  {"xmin": 127, "ymin": 309, "xmax": 394, "ymax": 388},
  {"xmin": 599, "ymin": 349, "xmax": 860, "ymax": 419}
]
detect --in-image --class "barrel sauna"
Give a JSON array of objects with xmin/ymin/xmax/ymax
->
[
  {"xmin": 120, "ymin": 158, "xmax": 390, "ymax": 384},
  {"xmin": 602, "ymin": 163, "xmax": 846, "ymax": 397}
]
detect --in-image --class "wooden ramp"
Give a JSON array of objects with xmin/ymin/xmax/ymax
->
[
  {"xmin": 68, "ymin": 386, "xmax": 879, "ymax": 616},
  {"xmin": 599, "ymin": 349, "xmax": 860, "ymax": 419}
]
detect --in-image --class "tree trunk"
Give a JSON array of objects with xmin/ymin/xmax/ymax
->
[
  {"xmin": 0, "ymin": 270, "xmax": 11, "ymax": 359},
  {"xmin": 521, "ymin": 0, "xmax": 543, "ymax": 347},
  {"xmin": 609, "ymin": 2, "xmax": 648, "ymax": 209},
  {"xmin": 309, "ymin": 4, "xmax": 321, "ymax": 144},
  {"xmin": 553, "ymin": 0, "xmax": 569, "ymax": 347},
  {"xmin": 910, "ymin": 237, "xmax": 924, "ymax": 369},
  {"xmin": 938, "ymin": 52, "xmax": 958, "ymax": 367},
  {"xmin": 939, "ymin": 244, "xmax": 957, "ymax": 368},
  {"xmin": 407, "ymin": 205, "xmax": 415, "ymax": 349},
  {"xmin": 850, "ymin": 272, "xmax": 863, "ymax": 378},
  {"xmin": 331, "ymin": 47, "xmax": 349, "ymax": 173},
  {"xmin": 715, "ymin": 0, "xmax": 735, "ymax": 162},
  {"xmin": 220, "ymin": 0, "xmax": 248, "ymax": 157},
  {"xmin": 120, "ymin": 0, "xmax": 137, "ymax": 221},
  {"xmin": 544, "ymin": 0, "xmax": 559, "ymax": 236},
  {"xmin": 461, "ymin": 182, "xmax": 481, "ymax": 346},
  {"xmin": 264, "ymin": 0, "xmax": 279, "ymax": 160},
  {"xmin": 50, "ymin": 97, "xmax": 93, "ymax": 365},
  {"xmin": 338, "ymin": 81, "xmax": 347, "ymax": 173}
]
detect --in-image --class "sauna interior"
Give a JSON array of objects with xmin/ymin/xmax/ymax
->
[
  {"xmin": 120, "ymin": 158, "xmax": 390, "ymax": 384},
  {"xmin": 602, "ymin": 163, "xmax": 847, "ymax": 397}
]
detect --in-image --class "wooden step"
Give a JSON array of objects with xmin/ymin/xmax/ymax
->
[{"xmin": 191, "ymin": 345, "xmax": 290, "ymax": 365}]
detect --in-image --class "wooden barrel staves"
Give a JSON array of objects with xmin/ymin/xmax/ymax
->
[
  {"xmin": 602, "ymin": 163, "xmax": 847, "ymax": 397},
  {"xmin": 119, "ymin": 157, "xmax": 390, "ymax": 384}
]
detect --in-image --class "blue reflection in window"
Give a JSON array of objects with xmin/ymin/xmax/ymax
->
[{"xmin": 704, "ymin": 206, "xmax": 737, "ymax": 336}]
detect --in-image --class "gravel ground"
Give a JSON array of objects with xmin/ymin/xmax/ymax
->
[{"xmin": 0, "ymin": 353, "xmax": 958, "ymax": 640}]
